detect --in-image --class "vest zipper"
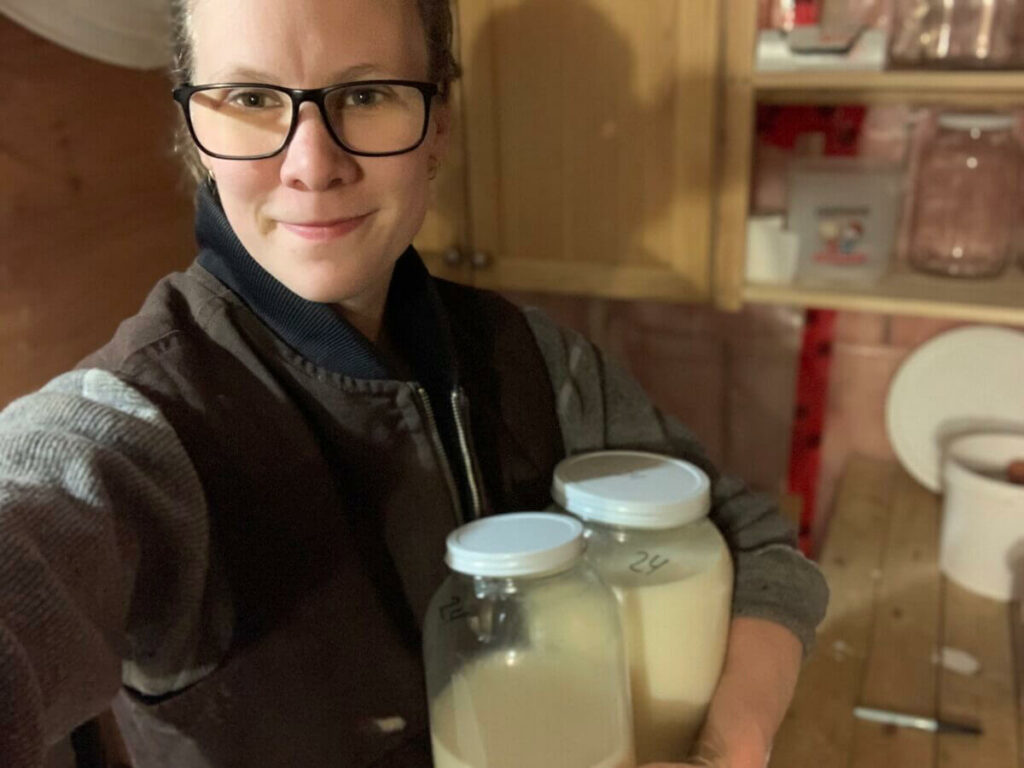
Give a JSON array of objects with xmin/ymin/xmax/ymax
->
[
  {"xmin": 451, "ymin": 388, "xmax": 483, "ymax": 521},
  {"xmin": 415, "ymin": 385, "xmax": 465, "ymax": 526}
]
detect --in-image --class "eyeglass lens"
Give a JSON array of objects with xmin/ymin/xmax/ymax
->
[{"xmin": 188, "ymin": 83, "xmax": 428, "ymax": 158}]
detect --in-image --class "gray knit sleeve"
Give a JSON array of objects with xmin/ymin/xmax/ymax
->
[
  {"xmin": 0, "ymin": 369, "xmax": 213, "ymax": 768},
  {"xmin": 522, "ymin": 307, "xmax": 829, "ymax": 656}
]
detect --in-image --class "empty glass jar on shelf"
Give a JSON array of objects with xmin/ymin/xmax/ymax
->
[
  {"xmin": 908, "ymin": 113, "xmax": 1022, "ymax": 279},
  {"xmin": 889, "ymin": 0, "xmax": 1023, "ymax": 69}
]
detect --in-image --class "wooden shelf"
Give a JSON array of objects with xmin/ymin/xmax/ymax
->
[
  {"xmin": 714, "ymin": 0, "xmax": 1024, "ymax": 318},
  {"xmin": 753, "ymin": 70, "xmax": 1024, "ymax": 106},
  {"xmin": 743, "ymin": 267, "xmax": 1024, "ymax": 325}
]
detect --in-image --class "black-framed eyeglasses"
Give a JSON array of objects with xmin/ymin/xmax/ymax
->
[{"xmin": 172, "ymin": 79, "xmax": 439, "ymax": 160}]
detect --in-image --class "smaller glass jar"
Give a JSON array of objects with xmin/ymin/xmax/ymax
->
[
  {"xmin": 553, "ymin": 452, "xmax": 733, "ymax": 765},
  {"xmin": 423, "ymin": 513, "xmax": 635, "ymax": 768},
  {"xmin": 908, "ymin": 113, "xmax": 1021, "ymax": 278}
]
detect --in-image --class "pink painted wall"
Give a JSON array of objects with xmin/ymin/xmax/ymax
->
[{"xmin": 813, "ymin": 312, "xmax": 963, "ymax": 546}]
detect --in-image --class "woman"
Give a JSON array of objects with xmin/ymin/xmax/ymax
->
[{"xmin": 0, "ymin": 0, "xmax": 828, "ymax": 766}]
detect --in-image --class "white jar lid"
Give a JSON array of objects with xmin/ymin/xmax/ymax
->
[
  {"xmin": 937, "ymin": 113, "xmax": 1015, "ymax": 132},
  {"xmin": 445, "ymin": 513, "xmax": 584, "ymax": 578},
  {"xmin": 552, "ymin": 451, "xmax": 711, "ymax": 529}
]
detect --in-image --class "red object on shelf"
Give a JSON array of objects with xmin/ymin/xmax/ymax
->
[
  {"xmin": 756, "ymin": 105, "xmax": 867, "ymax": 156},
  {"xmin": 788, "ymin": 309, "xmax": 836, "ymax": 556},
  {"xmin": 795, "ymin": 0, "xmax": 821, "ymax": 25}
]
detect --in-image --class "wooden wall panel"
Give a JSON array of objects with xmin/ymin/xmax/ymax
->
[{"xmin": 1, "ymin": 16, "xmax": 194, "ymax": 407}]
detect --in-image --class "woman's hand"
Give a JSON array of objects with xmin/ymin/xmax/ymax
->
[
  {"xmin": 638, "ymin": 738, "xmax": 766, "ymax": 768},
  {"xmin": 678, "ymin": 719, "xmax": 770, "ymax": 768},
  {"xmin": 639, "ymin": 616, "xmax": 802, "ymax": 768},
  {"xmin": 638, "ymin": 727, "xmax": 731, "ymax": 767},
  {"xmin": 636, "ymin": 737, "xmax": 768, "ymax": 767}
]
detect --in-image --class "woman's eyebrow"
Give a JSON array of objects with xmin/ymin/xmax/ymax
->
[
  {"xmin": 330, "ymin": 63, "xmax": 390, "ymax": 80},
  {"xmin": 207, "ymin": 63, "xmax": 389, "ymax": 83}
]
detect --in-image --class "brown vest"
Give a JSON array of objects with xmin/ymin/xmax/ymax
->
[{"xmin": 81, "ymin": 263, "xmax": 564, "ymax": 767}]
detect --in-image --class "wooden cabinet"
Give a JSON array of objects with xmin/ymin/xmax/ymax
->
[
  {"xmin": 421, "ymin": 0, "xmax": 1024, "ymax": 321},
  {"xmin": 416, "ymin": 0, "xmax": 720, "ymax": 301},
  {"xmin": 714, "ymin": 0, "xmax": 1024, "ymax": 325}
]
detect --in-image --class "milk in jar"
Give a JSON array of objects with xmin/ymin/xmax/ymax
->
[
  {"xmin": 423, "ymin": 513, "xmax": 636, "ymax": 768},
  {"xmin": 553, "ymin": 451, "xmax": 733, "ymax": 764},
  {"xmin": 429, "ymin": 651, "xmax": 633, "ymax": 768}
]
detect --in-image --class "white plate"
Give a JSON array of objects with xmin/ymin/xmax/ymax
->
[
  {"xmin": 885, "ymin": 326, "xmax": 1024, "ymax": 492},
  {"xmin": 0, "ymin": 0, "xmax": 170, "ymax": 70}
]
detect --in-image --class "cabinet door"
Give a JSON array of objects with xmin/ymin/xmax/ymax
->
[{"xmin": 456, "ymin": 0, "xmax": 719, "ymax": 300}]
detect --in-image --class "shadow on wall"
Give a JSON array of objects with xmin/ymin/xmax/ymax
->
[{"xmin": 464, "ymin": 0, "xmax": 710, "ymax": 271}]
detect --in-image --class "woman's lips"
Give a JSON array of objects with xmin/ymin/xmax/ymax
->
[{"xmin": 279, "ymin": 212, "xmax": 374, "ymax": 241}]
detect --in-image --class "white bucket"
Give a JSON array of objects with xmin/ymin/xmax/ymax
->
[{"xmin": 940, "ymin": 432, "xmax": 1024, "ymax": 601}]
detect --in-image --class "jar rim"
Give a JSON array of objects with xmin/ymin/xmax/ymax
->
[
  {"xmin": 445, "ymin": 512, "xmax": 585, "ymax": 577},
  {"xmin": 552, "ymin": 450, "xmax": 711, "ymax": 529},
  {"xmin": 937, "ymin": 113, "xmax": 1015, "ymax": 132}
]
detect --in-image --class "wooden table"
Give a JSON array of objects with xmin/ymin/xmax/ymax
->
[{"xmin": 771, "ymin": 456, "xmax": 1022, "ymax": 767}]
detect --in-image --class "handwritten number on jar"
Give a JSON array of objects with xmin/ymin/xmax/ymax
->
[
  {"xmin": 439, "ymin": 595, "xmax": 470, "ymax": 623},
  {"xmin": 629, "ymin": 551, "xmax": 670, "ymax": 576}
]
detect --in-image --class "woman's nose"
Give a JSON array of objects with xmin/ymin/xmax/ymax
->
[{"xmin": 279, "ymin": 102, "xmax": 361, "ymax": 191}]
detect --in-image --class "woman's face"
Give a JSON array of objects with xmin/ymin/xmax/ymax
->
[{"xmin": 190, "ymin": 0, "xmax": 447, "ymax": 307}]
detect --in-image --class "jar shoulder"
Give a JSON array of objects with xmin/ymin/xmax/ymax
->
[{"xmin": 582, "ymin": 518, "xmax": 731, "ymax": 587}]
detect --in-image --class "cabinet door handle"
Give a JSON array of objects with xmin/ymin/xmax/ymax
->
[
  {"xmin": 442, "ymin": 247, "xmax": 464, "ymax": 267},
  {"xmin": 470, "ymin": 250, "xmax": 492, "ymax": 269}
]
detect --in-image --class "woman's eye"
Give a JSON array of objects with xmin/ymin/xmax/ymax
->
[
  {"xmin": 229, "ymin": 90, "xmax": 278, "ymax": 108},
  {"xmin": 345, "ymin": 88, "xmax": 388, "ymax": 107}
]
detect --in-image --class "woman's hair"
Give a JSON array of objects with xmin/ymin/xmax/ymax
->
[{"xmin": 169, "ymin": 0, "xmax": 460, "ymax": 185}]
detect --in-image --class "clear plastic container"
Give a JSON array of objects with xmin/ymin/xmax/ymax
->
[
  {"xmin": 787, "ymin": 157, "xmax": 904, "ymax": 285},
  {"xmin": 552, "ymin": 452, "xmax": 734, "ymax": 765},
  {"xmin": 908, "ymin": 113, "xmax": 1021, "ymax": 278},
  {"xmin": 423, "ymin": 513, "xmax": 635, "ymax": 768}
]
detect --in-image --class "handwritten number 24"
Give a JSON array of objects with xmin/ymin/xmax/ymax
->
[{"xmin": 629, "ymin": 551, "xmax": 669, "ymax": 576}]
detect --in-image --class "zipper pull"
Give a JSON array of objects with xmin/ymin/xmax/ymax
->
[
  {"xmin": 415, "ymin": 385, "xmax": 465, "ymax": 526},
  {"xmin": 450, "ymin": 387, "xmax": 483, "ymax": 520}
]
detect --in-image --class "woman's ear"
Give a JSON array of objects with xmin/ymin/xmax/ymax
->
[
  {"xmin": 430, "ymin": 102, "xmax": 452, "ymax": 161},
  {"xmin": 199, "ymin": 156, "xmax": 217, "ymax": 186}
]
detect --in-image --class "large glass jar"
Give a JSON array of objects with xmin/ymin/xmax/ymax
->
[
  {"xmin": 908, "ymin": 113, "xmax": 1021, "ymax": 278},
  {"xmin": 552, "ymin": 452, "xmax": 734, "ymax": 765},
  {"xmin": 423, "ymin": 513, "xmax": 635, "ymax": 768},
  {"xmin": 889, "ymin": 0, "xmax": 1021, "ymax": 68}
]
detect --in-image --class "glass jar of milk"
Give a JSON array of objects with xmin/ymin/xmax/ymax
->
[
  {"xmin": 552, "ymin": 451, "xmax": 734, "ymax": 764},
  {"xmin": 423, "ymin": 512, "xmax": 635, "ymax": 768}
]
